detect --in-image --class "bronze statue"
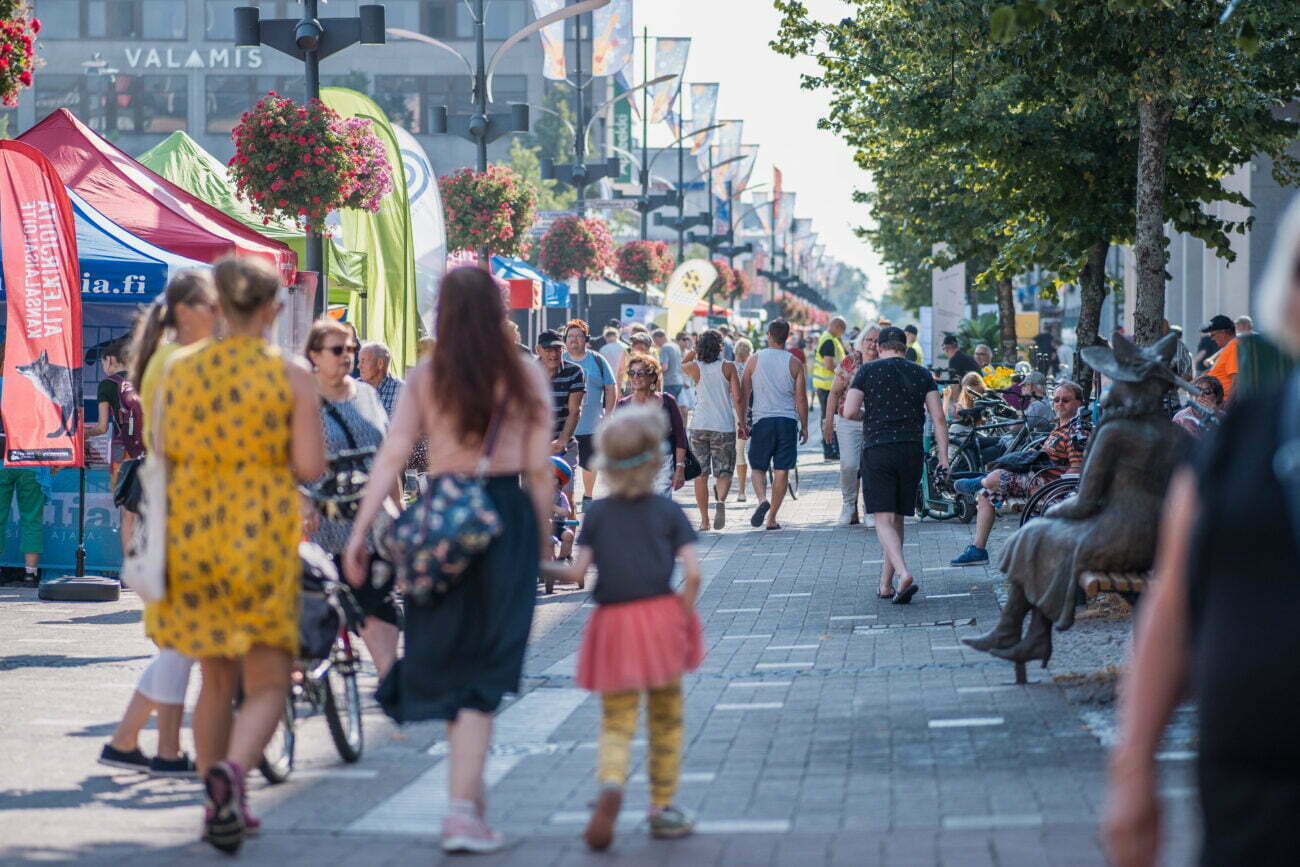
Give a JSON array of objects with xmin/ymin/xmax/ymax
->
[{"xmin": 962, "ymin": 331, "xmax": 1196, "ymax": 673}]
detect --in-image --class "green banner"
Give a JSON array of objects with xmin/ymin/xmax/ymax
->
[
  {"xmin": 320, "ymin": 88, "xmax": 418, "ymax": 374},
  {"xmin": 613, "ymin": 78, "xmax": 633, "ymax": 184}
]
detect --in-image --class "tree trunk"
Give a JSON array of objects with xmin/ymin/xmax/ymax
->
[
  {"xmin": 967, "ymin": 281, "xmax": 979, "ymax": 320},
  {"xmin": 1076, "ymin": 240, "xmax": 1110, "ymax": 403},
  {"xmin": 1134, "ymin": 95, "xmax": 1172, "ymax": 346},
  {"xmin": 995, "ymin": 277, "xmax": 1017, "ymax": 364}
]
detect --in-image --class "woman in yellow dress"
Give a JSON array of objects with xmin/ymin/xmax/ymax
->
[{"xmin": 144, "ymin": 256, "xmax": 324, "ymax": 854}]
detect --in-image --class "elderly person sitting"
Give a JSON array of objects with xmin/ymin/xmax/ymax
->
[
  {"xmin": 973, "ymin": 343, "xmax": 994, "ymax": 370},
  {"xmin": 1172, "ymin": 374, "xmax": 1225, "ymax": 436},
  {"xmin": 358, "ymin": 340, "xmax": 403, "ymax": 419},
  {"xmin": 948, "ymin": 381, "xmax": 1090, "ymax": 567}
]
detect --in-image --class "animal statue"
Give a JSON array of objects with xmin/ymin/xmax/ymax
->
[{"xmin": 962, "ymin": 330, "xmax": 1196, "ymax": 670}]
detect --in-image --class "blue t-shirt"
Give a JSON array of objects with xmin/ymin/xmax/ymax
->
[{"xmin": 565, "ymin": 351, "xmax": 614, "ymax": 436}]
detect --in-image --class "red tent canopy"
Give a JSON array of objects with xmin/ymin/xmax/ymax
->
[
  {"xmin": 692, "ymin": 301, "xmax": 731, "ymax": 317},
  {"xmin": 19, "ymin": 109, "xmax": 296, "ymax": 284}
]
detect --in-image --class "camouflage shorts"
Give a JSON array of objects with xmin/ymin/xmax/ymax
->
[{"xmin": 688, "ymin": 430, "xmax": 736, "ymax": 478}]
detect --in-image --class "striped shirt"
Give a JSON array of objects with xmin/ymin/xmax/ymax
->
[{"xmin": 548, "ymin": 360, "xmax": 586, "ymax": 441}]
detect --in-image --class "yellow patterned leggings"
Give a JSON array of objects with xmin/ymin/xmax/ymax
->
[{"xmin": 596, "ymin": 679, "xmax": 683, "ymax": 808}]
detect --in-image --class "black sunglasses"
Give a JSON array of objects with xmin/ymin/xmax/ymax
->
[
  {"xmin": 628, "ymin": 368, "xmax": 653, "ymax": 377},
  {"xmin": 321, "ymin": 343, "xmax": 358, "ymax": 356}
]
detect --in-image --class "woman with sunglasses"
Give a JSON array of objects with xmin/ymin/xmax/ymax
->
[
  {"xmin": 617, "ymin": 355, "xmax": 688, "ymax": 496},
  {"xmin": 303, "ymin": 320, "xmax": 402, "ymax": 679}
]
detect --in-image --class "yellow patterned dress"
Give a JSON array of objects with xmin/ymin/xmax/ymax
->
[{"xmin": 144, "ymin": 336, "xmax": 300, "ymax": 658}]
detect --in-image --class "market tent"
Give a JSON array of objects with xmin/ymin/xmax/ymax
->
[
  {"xmin": 19, "ymin": 109, "xmax": 296, "ymax": 285},
  {"xmin": 136, "ymin": 132, "xmax": 367, "ymax": 301},
  {"xmin": 491, "ymin": 256, "xmax": 570, "ymax": 308}
]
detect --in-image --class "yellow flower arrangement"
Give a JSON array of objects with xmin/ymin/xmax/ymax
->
[{"xmin": 982, "ymin": 365, "xmax": 1015, "ymax": 389}]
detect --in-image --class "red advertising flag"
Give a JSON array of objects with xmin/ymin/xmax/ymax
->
[{"xmin": 0, "ymin": 140, "xmax": 84, "ymax": 467}]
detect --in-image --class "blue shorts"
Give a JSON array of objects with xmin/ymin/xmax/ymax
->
[{"xmin": 748, "ymin": 417, "xmax": 799, "ymax": 472}]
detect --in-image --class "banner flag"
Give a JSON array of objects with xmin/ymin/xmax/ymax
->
[
  {"xmin": 733, "ymin": 144, "xmax": 759, "ymax": 196},
  {"xmin": 664, "ymin": 257, "xmax": 717, "ymax": 337},
  {"xmin": 612, "ymin": 75, "xmax": 634, "ymax": 182},
  {"xmin": 321, "ymin": 88, "xmax": 418, "ymax": 373},
  {"xmin": 393, "ymin": 126, "xmax": 446, "ymax": 340},
  {"xmin": 708, "ymin": 120, "xmax": 743, "ymax": 197},
  {"xmin": 689, "ymin": 83, "xmax": 719, "ymax": 154},
  {"xmin": 0, "ymin": 140, "xmax": 84, "ymax": 467},
  {"xmin": 592, "ymin": 0, "xmax": 633, "ymax": 76},
  {"xmin": 780, "ymin": 191, "xmax": 797, "ymax": 239},
  {"xmin": 649, "ymin": 38, "xmax": 690, "ymax": 123},
  {"xmin": 713, "ymin": 196, "xmax": 729, "ymax": 235},
  {"xmin": 530, "ymin": 0, "xmax": 567, "ymax": 80}
]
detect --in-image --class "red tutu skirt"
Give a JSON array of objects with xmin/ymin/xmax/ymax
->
[{"xmin": 576, "ymin": 594, "xmax": 704, "ymax": 692}]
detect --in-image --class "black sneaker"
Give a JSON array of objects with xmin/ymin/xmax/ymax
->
[
  {"xmin": 150, "ymin": 752, "xmax": 198, "ymax": 777},
  {"xmin": 98, "ymin": 744, "xmax": 150, "ymax": 772}
]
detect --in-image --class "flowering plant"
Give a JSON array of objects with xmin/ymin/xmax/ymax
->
[
  {"xmin": 539, "ymin": 216, "xmax": 615, "ymax": 280},
  {"xmin": 439, "ymin": 165, "xmax": 536, "ymax": 259},
  {"xmin": 982, "ymin": 365, "xmax": 1015, "ymax": 389},
  {"xmin": 614, "ymin": 240, "xmax": 674, "ymax": 288},
  {"xmin": 228, "ymin": 93, "xmax": 392, "ymax": 233},
  {"xmin": 731, "ymin": 268, "xmax": 752, "ymax": 300},
  {"xmin": 710, "ymin": 259, "xmax": 735, "ymax": 296},
  {"xmin": 0, "ymin": 1, "xmax": 40, "ymax": 107}
]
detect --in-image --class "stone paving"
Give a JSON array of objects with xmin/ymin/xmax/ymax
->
[{"xmin": 0, "ymin": 432, "xmax": 1201, "ymax": 865}]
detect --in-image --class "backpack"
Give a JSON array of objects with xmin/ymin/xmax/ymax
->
[{"xmin": 108, "ymin": 372, "xmax": 146, "ymax": 459}]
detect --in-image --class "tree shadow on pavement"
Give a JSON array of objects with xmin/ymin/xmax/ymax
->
[
  {"xmin": 38, "ymin": 609, "xmax": 143, "ymax": 626},
  {"xmin": 0, "ymin": 840, "xmax": 216, "ymax": 866},
  {"xmin": 0, "ymin": 773, "xmax": 199, "ymax": 813},
  {"xmin": 0, "ymin": 654, "xmax": 150, "ymax": 672}
]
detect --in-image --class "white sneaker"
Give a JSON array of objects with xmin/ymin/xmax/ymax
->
[
  {"xmin": 836, "ymin": 505, "xmax": 855, "ymax": 525},
  {"xmin": 441, "ymin": 814, "xmax": 505, "ymax": 853},
  {"xmin": 865, "ymin": 514, "xmax": 876, "ymax": 529},
  {"xmin": 737, "ymin": 493, "xmax": 747, "ymax": 503}
]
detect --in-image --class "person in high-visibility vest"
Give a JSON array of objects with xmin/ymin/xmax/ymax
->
[{"xmin": 813, "ymin": 317, "xmax": 848, "ymax": 460}]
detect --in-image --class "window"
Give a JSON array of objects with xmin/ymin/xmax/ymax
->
[
  {"xmin": 35, "ymin": 73, "xmax": 187, "ymax": 134},
  {"xmin": 455, "ymin": 0, "xmax": 527, "ymax": 40},
  {"xmin": 371, "ymin": 74, "xmax": 527, "ymax": 135},
  {"xmin": 381, "ymin": 0, "xmax": 422, "ymax": 32},
  {"xmin": 205, "ymin": 0, "xmax": 242, "ymax": 41},
  {"xmin": 206, "ymin": 75, "xmax": 305, "ymax": 133},
  {"xmin": 39, "ymin": 0, "xmax": 187, "ymax": 40}
]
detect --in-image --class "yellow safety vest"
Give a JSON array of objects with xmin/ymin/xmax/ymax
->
[{"xmin": 812, "ymin": 332, "xmax": 845, "ymax": 391}]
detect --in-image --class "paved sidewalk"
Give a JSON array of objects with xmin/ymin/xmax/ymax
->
[{"xmin": 1, "ymin": 433, "xmax": 1200, "ymax": 865}]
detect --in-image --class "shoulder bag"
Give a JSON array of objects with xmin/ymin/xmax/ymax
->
[
  {"xmin": 312, "ymin": 399, "xmax": 377, "ymax": 522},
  {"xmin": 662, "ymin": 392, "xmax": 702, "ymax": 481},
  {"xmin": 119, "ymin": 369, "xmax": 172, "ymax": 603},
  {"xmin": 376, "ymin": 406, "xmax": 506, "ymax": 608}
]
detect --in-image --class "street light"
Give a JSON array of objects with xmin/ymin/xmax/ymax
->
[{"xmin": 235, "ymin": 1, "xmax": 388, "ymax": 319}]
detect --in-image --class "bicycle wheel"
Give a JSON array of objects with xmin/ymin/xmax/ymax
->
[
  {"xmin": 322, "ymin": 651, "xmax": 364, "ymax": 763},
  {"xmin": 258, "ymin": 695, "xmax": 296, "ymax": 784},
  {"xmin": 1019, "ymin": 478, "xmax": 1079, "ymax": 526}
]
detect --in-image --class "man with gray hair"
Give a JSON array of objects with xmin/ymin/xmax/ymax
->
[{"xmin": 358, "ymin": 340, "xmax": 403, "ymax": 418}]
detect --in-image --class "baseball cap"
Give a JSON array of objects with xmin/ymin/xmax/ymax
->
[
  {"xmin": 1025, "ymin": 371, "xmax": 1047, "ymax": 386},
  {"xmin": 942, "ymin": 333, "xmax": 959, "ymax": 347},
  {"xmin": 878, "ymin": 326, "xmax": 908, "ymax": 346},
  {"xmin": 1200, "ymin": 314, "xmax": 1234, "ymax": 333},
  {"xmin": 537, "ymin": 330, "xmax": 563, "ymax": 349}
]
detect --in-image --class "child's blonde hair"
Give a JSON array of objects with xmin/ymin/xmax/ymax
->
[{"xmin": 595, "ymin": 405, "xmax": 666, "ymax": 498}]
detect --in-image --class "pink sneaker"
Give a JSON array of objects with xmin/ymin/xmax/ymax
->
[
  {"xmin": 201, "ymin": 761, "xmax": 246, "ymax": 854},
  {"xmin": 441, "ymin": 812, "xmax": 505, "ymax": 854}
]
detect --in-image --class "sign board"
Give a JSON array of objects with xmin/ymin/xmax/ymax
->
[
  {"xmin": 586, "ymin": 198, "xmax": 639, "ymax": 211},
  {"xmin": 1015, "ymin": 312, "xmax": 1040, "ymax": 338},
  {"xmin": 530, "ymin": 209, "xmax": 574, "ymax": 237},
  {"xmin": 622, "ymin": 304, "xmax": 666, "ymax": 325},
  {"xmin": 930, "ymin": 243, "xmax": 965, "ymax": 366}
]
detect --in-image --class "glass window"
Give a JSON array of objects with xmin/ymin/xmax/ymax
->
[
  {"xmin": 493, "ymin": 74, "xmax": 527, "ymax": 106},
  {"xmin": 141, "ymin": 0, "xmax": 186, "ymax": 39},
  {"xmin": 86, "ymin": 0, "xmax": 137, "ymax": 38},
  {"xmin": 32, "ymin": 0, "xmax": 81, "ymax": 39},
  {"xmin": 206, "ymin": 75, "xmax": 304, "ymax": 133},
  {"xmin": 374, "ymin": 74, "xmax": 423, "ymax": 132},
  {"xmin": 382, "ymin": 0, "xmax": 422, "ymax": 32},
  {"xmin": 35, "ymin": 74, "xmax": 86, "ymax": 119},
  {"xmin": 118, "ymin": 74, "xmax": 188, "ymax": 132},
  {"xmin": 205, "ymin": 0, "xmax": 242, "ymax": 41},
  {"xmin": 454, "ymin": 0, "xmax": 526, "ymax": 40},
  {"xmin": 425, "ymin": 0, "xmax": 453, "ymax": 38}
]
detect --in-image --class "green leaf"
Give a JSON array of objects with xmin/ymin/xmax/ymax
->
[
  {"xmin": 1236, "ymin": 19, "xmax": 1260, "ymax": 58},
  {"xmin": 990, "ymin": 6, "xmax": 1017, "ymax": 42}
]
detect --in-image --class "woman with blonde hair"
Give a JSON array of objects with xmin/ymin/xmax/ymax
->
[
  {"xmin": 1103, "ymin": 194, "xmax": 1300, "ymax": 867},
  {"xmin": 732, "ymin": 338, "xmax": 754, "ymax": 502},
  {"xmin": 145, "ymin": 256, "xmax": 325, "ymax": 853},
  {"xmin": 824, "ymin": 326, "xmax": 879, "ymax": 525}
]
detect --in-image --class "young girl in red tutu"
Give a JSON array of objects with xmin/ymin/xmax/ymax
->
[{"xmin": 544, "ymin": 404, "xmax": 704, "ymax": 851}]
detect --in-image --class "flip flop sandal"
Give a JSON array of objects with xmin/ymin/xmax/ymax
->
[{"xmin": 891, "ymin": 583, "xmax": 919, "ymax": 605}]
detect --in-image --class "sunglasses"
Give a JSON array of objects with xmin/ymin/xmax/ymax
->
[
  {"xmin": 321, "ymin": 343, "xmax": 358, "ymax": 357},
  {"xmin": 628, "ymin": 369, "xmax": 653, "ymax": 377}
]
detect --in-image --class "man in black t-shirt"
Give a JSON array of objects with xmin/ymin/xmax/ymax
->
[
  {"xmin": 843, "ymin": 327, "xmax": 950, "ymax": 606},
  {"xmin": 940, "ymin": 334, "xmax": 980, "ymax": 379}
]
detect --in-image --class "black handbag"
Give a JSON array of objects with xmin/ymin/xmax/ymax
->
[
  {"xmin": 113, "ymin": 457, "xmax": 143, "ymax": 512},
  {"xmin": 989, "ymin": 448, "xmax": 1052, "ymax": 474},
  {"xmin": 312, "ymin": 400, "xmax": 377, "ymax": 522},
  {"xmin": 683, "ymin": 446, "xmax": 703, "ymax": 481},
  {"xmin": 297, "ymin": 542, "xmax": 343, "ymax": 660}
]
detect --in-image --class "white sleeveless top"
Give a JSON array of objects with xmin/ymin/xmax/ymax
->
[
  {"xmin": 689, "ymin": 360, "xmax": 734, "ymax": 433},
  {"xmin": 751, "ymin": 348, "xmax": 798, "ymax": 422}
]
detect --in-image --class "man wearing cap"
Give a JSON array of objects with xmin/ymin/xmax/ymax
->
[
  {"xmin": 842, "ymin": 327, "xmax": 950, "ymax": 604},
  {"xmin": 941, "ymin": 334, "xmax": 981, "ymax": 378},
  {"xmin": 904, "ymin": 324, "xmax": 924, "ymax": 364},
  {"xmin": 537, "ymin": 330, "xmax": 585, "ymax": 488},
  {"xmin": 1201, "ymin": 314, "xmax": 1239, "ymax": 399},
  {"xmin": 813, "ymin": 317, "xmax": 849, "ymax": 460}
]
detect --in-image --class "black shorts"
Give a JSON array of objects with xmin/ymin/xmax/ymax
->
[
  {"xmin": 332, "ymin": 554, "xmax": 400, "ymax": 628},
  {"xmin": 748, "ymin": 417, "xmax": 799, "ymax": 471},
  {"xmin": 575, "ymin": 433, "xmax": 597, "ymax": 471},
  {"xmin": 861, "ymin": 441, "xmax": 923, "ymax": 516}
]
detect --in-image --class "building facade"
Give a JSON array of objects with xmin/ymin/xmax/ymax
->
[{"xmin": 15, "ymin": 0, "xmax": 560, "ymax": 175}]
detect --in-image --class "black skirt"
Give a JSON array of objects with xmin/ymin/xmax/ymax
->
[{"xmin": 376, "ymin": 475, "xmax": 538, "ymax": 722}]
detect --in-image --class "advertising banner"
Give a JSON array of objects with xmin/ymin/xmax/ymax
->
[
  {"xmin": 931, "ymin": 242, "xmax": 967, "ymax": 365},
  {"xmin": 708, "ymin": 120, "xmax": 742, "ymax": 197},
  {"xmin": 0, "ymin": 141, "xmax": 84, "ymax": 468},
  {"xmin": 612, "ymin": 76, "xmax": 634, "ymax": 183},
  {"xmin": 649, "ymin": 38, "xmax": 691, "ymax": 123},
  {"xmin": 663, "ymin": 258, "xmax": 718, "ymax": 338},
  {"xmin": 780, "ymin": 191, "xmax": 797, "ymax": 239},
  {"xmin": 732, "ymin": 144, "xmax": 759, "ymax": 196},
  {"xmin": 592, "ymin": 0, "xmax": 633, "ymax": 76},
  {"xmin": 530, "ymin": 0, "xmax": 567, "ymax": 80},
  {"xmin": 393, "ymin": 126, "xmax": 446, "ymax": 339},
  {"xmin": 689, "ymin": 83, "xmax": 719, "ymax": 154}
]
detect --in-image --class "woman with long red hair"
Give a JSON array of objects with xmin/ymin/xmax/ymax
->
[{"xmin": 344, "ymin": 267, "xmax": 553, "ymax": 854}]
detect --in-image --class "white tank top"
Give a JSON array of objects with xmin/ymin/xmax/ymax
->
[
  {"xmin": 689, "ymin": 360, "xmax": 734, "ymax": 433},
  {"xmin": 751, "ymin": 348, "xmax": 798, "ymax": 422}
]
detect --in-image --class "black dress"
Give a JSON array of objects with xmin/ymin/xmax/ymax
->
[
  {"xmin": 377, "ymin": 475, "xmax": 538, "ymax": 721},
  {"xmin": 1188, "ymin": 389, "xmax": 1300, "ymax": 866}
]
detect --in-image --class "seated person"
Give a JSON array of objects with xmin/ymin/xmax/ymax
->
[
  {"xmin": 945, "ymin": 372, "xmax": 1004, "ymax": 465},
  {"xmin": 1172, "ymin": 374, "xmax": 1225, "ymax": 437},
  {"xmin": 1001, "ymin": 372, "xmax": 1054, "ymax": 431},
  {"xmin": 948, "ymin": 381, "xmax": 1090, "ymax": 567}
]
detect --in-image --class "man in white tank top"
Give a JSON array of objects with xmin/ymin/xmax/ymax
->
[{"xmin": 739, "ymin": 319, "xmax": 808, "ymax": 530}]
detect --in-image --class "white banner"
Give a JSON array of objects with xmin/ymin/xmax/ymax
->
[{"xmin": 394, "ymin": 126, "xmax": 446, "ymax": 339}]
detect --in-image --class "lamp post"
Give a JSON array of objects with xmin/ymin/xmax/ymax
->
[
  {"xmin": 644, "ymin": 121, "xmax": 730, "ymax": 263},
  {"xmin": 235, "ymin": 1, "xmax": 387, "ymax": 319}
]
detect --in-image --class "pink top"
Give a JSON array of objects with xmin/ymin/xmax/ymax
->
[{"xmin": 387, "ymin": 358, "xmax": 554, "ymax": 476}]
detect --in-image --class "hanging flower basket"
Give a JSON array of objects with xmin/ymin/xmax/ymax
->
[
  {"xmin": 0, "ymin": 1, "xmax": 40, "ymax": 107},
  {"xmin": 439, "ymin": 165, "xmax": 537, "ymax": 259},
  {"xmin": 539, "ymin": 216, "xmax": 616, "ymax": 281},
  {"xmin": 710, "ymin": 259, "xmax": 735, "ymax": 295},
  {"xmin": 228, "ymin": 93, "xmax": 393, "ymax": 233},
  {"xmin": 614, "ymin": 240, "xmax": 674, "ymax": 288},
  {"xmin": 731, "ymin": 269, "xmax": 751, "ymax": 301}
]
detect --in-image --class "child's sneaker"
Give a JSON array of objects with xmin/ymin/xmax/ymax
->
[
  {"xmin": 584, "ymin": 784, "xmax": 623, "ymax": 851},
  {"xmin": 441, "ymin": 813, "xmax": 505, "ymax": 854},
  {"xmin": 648, "ymin": 804, "xmax": 695, "ymax": 839}
]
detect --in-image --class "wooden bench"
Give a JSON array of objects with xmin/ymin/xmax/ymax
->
[{"xmin": 1078, "ymin": 570, "xmax": 1152, "ymax": 600}]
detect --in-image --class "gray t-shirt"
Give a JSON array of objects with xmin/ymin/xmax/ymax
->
[
  {"xmin": 658, "ymin": 341, "xmax": 685, "ymax": 386},
  {"xmin": 312, "ymin": 382, "xmax": 388, "ymax": 553},
  {"xmin": 577, "ymin": 494, "xmax": 697, "ymax": 605}
]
